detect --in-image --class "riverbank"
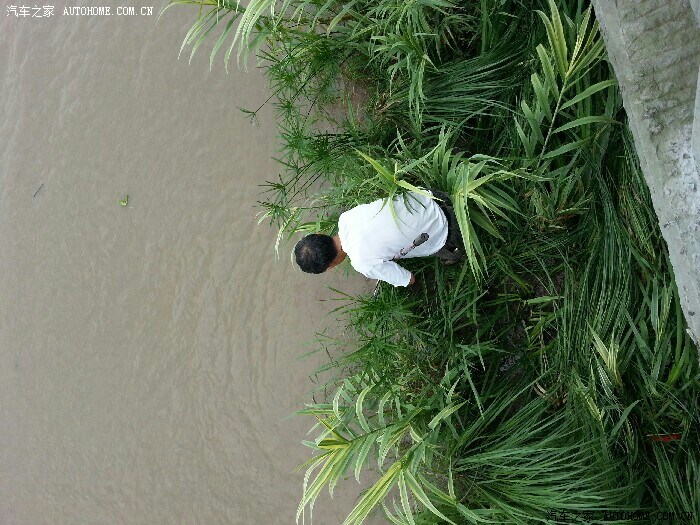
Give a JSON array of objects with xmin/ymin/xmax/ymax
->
[{"xmin": 168, "ymin": 0, "xmax": 699, "ymax": 522}]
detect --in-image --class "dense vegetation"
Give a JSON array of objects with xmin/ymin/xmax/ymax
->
[{"xmin": 163, "ymin": 0, "xmax": 699, "ymax": 522}]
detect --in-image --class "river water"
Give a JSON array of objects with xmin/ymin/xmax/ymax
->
[{"xmin": 0, "ymin": 5, "xmax": 377, "ymax": 524}]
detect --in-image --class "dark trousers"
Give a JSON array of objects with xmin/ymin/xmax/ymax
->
[{"xmin": 431, "ymin": 190, "xmax": 463, "ymax": 253}]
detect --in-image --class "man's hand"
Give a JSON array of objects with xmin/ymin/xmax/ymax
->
[{"xmin": 408, "ymin": 273, "xmax": 416, "ymax": 286}]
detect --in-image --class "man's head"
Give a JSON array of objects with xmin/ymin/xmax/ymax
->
[{"xmin": 294, "ymin": 233, "xmax": 342, "ymax": 274}]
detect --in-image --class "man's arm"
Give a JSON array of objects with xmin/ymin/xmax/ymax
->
[{"xmin": 365, "ymin": 261, "xmax": 414, "ymax": 287}]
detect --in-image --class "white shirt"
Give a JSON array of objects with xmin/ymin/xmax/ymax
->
[{"xmin": 337, "ymin": 191, "xmax": 448, "ymax": 287}]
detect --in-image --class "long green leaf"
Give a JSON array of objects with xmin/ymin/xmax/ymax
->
[
  {"xmin": 561, "ymin": 79, "xmax": 618, "ymax": 109},
  {"xmin": 552, "ymin": 116, "xmax": 616, "ymax": 134}
]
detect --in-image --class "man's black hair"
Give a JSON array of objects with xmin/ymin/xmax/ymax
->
[{"xmin": 294, "ymin": 234, "xmax": 337, "ymax": 274}]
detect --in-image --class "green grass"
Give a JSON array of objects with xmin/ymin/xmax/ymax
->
[{"xmin": 163, "ymin": 0, "xmax": 699, "ymax": 522}]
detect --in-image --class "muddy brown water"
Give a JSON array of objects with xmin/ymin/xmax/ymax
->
[{"xmin": 0, "ymin": 6, "xmax": 381, "ymax": 524}]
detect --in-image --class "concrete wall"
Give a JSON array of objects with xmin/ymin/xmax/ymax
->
[
  {"xmin": 691, "ymin": 0, "xmax": 700, "ymax": 23},
  {"xmin": 591, "ymin": 0, "xmax": 700, "ymax": 347}
]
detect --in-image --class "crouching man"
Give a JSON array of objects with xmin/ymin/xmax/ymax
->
[{"xmin": 293, "ymin": 190, "xmax": 463, "ymax": 287}]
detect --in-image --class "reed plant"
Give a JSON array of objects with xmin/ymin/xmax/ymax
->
[{"xmin": 163, "ymin": 0, "xmax": 699, "ymax": 522}]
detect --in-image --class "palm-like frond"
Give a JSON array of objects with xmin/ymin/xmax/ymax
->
[{"xmin": 515, "ymin": 1, "xmax": 617, "ymax": 171}]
